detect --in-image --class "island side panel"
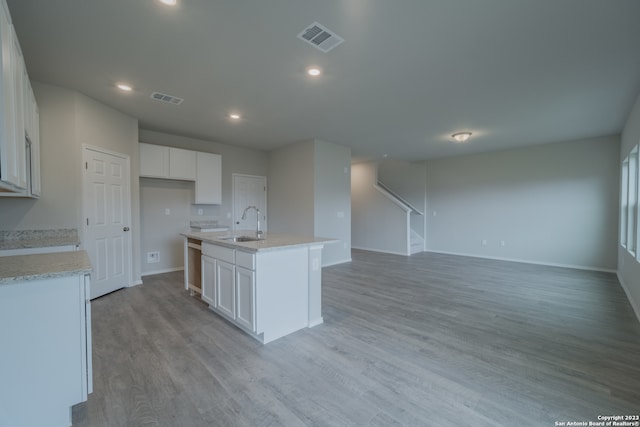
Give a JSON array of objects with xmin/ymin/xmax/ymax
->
[
  {"xmin": 256, "ymin": 247, "xmax": 309, "ymax": 343},
  {"xmin": 308, "ymin": 245, "xmax": 324, "ymax": 327}
]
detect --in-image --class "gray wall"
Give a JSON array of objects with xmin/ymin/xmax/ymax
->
[
  {"xmin": 619, "ymin": 90, "xmax": 640, "ymax": 321},
  {"xmin": 269, "ymin": 139, "xmax": 352, "ymax": 266},
  {"xmin": 377, "ymin": 158, "xmax": 427, "ymax": 239},
  {"xmin": 425, "ymin": 136, "xmax": 620, "ymax": 271},
  {"xmin": 268, "ymin": 140, "xmax": 315, "ymax": 235},
  {"xmin": 313, "ymin": 140, "xmax": 352, "ymax": 266},
  {"xmin": 137, "ymin": 130, "xmax": 269, "ymax": 275},
  {"xmin": 351, "ymin": 161, "xmax": 410, "ymax": 255},
  {"xmin": 0, "ymin": 82, "xmax": 142, "ymax": 283}
]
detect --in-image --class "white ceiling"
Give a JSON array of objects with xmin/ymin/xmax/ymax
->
[{"xmin": 7, "ymin": 0, "xmax": 640, "ymax": 161}]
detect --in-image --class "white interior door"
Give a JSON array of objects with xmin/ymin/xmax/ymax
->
[
  {"xmin": 83, "ymin": 147, "xmax": 132, "ymax": 299},
  {"xmin": 233, "ymin": 174, "xmax": 267, "ymax": 234}
]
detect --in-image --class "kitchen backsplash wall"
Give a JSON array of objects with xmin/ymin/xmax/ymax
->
[{"xmin": 138, "ymin": 129, "xmax": 269, "ymax": 276}]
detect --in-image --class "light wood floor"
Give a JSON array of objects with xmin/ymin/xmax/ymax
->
[{"xmin": 72, "ymin": 250, "xmax": 640, "ymax": 426}]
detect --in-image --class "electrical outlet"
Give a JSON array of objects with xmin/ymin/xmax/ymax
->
[
  {"xmin": 197, "ymin": 208, "xmax": 203, "ymax": 216},
  {"xmin": 164, "ymin": 208, "xmax": 170, "ymax": 215},
  {"xmin": 147, "ymin": 251, "xmax": 160, "ymax": 263},
  {"xmin": 500, "ymin": 240, "xmax": 506, "ymax": 247},
  {"xmin": 481, "ymin": 239, "xmax": 488, "ymax": 246}
]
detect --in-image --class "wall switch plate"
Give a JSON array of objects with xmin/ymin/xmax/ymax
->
[
  {"xmin": 500, "ymin": 240, "xmax": 506, "ymax": 247},
  {"xmin": 197, "ymin": 208, "xmax": 203, "ymax": 216},
  {"xmin": 164, "ymin": 208, "xmax": 170, "ymax": 215},
  {"xmin": 147, "ymin": 251, "xmax": 160, "ymax": 263},
  {"xmin": 337, "ymin": 211, "xmax": 345, "ymax": 218},
  {"xmin": 481, "ymin": 239, "xmax": 488, "ymax": 246}
]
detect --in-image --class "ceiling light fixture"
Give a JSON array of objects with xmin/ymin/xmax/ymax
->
[
  {"xmin": 451, "ymin": 132, "xmax": 472, "ymax": 143},
  {"xmin": 116, "ymin": 83, "xmax": 132, "ymax": 92},
  {"xmin": 307, "ymin": 67, "xmax": 322, "ymax": 77},
  {"xmin": 158, "ymin": 0, "xmax": 177, "ymax": 6},
  {"xmin": 229, "ymin": 113, "xmax": 241, "ymax": 120}
]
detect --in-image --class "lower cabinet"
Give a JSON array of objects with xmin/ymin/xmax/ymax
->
[
  {"xmin": 0, "ymin": 272, "xmax": 92, "ymax": 427},
  {"xmin": 235, "ymin": 266, "xmax": 256, "ymax": 332},
  {"xmin": 216, "ymin": 259, "xmax": 235, "ymax": 319},
  {"xmin": 201, "ymin": 253, "xmax": 216, "ymax": 306},
  {"xmin": 200, "ymin": 243, "xmax": 257, "ymax": 334}
]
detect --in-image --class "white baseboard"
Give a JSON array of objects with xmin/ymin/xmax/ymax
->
[
  {"xmin": 308, "ymin": 317, "xmax": 324, "ymax": 328},
  {"xmin": 141, "ymin": 267, "xmax": 184, "ymax": 277},
  {"xmin": 323, "ymin": 258, "xmax": 352, "ymax": 267},
  {"xmin": 352, "ymin": 245, "xmax": 409, "ymax": 257},
  {"xmin": 424, "ymin": 249, "xmax": 617, "ymax": 273},
  {"xmin": 617, "ymin": 272, "xmax": 640, "ymax": 324}
]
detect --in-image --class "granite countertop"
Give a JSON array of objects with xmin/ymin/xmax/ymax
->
[
  {"xmin": 0, "ymin": 229, "xmax": 80, "ymax": 250},
  {"xmin": 181, "ymin": 230, "xmax": 336, "ymax": 253},
  {"xmin": 0, "ymin": 251, "xmax": 92, "ymax": 284}
]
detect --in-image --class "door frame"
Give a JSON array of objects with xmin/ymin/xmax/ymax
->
[
  {"xmin": 232, "ymin": 173, "xmax": 267, "ymax": 234},
  {"xmin": 82, "ymin": 144, "xmax": 134, "ymax": 289}
]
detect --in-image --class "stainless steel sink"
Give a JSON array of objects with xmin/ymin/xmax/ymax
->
[{"xmin": 220, "ymin": 236, "xmax": 263, "ymax": 242}]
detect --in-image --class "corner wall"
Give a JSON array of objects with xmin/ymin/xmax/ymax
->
[
  {"xmin": 619, "ymin": 91, "xmax": 640, "ymax": 321},
  {"xmin": 269, "ymin": 139, "xmax": 352, "ymax": 266},
  {"xmin": 425, "ymin": 136, "xmax": 619, "ymax": 271}
]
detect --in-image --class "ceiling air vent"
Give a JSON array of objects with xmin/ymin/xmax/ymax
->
[
  {"xmin": 297, "ymin": 22, "xmax": 344, "ymax": 53},
  {"xmin": 150, "ymin": 91, "xmax": 184, "ymax": 105}
]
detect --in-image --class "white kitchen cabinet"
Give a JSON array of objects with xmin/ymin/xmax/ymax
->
[
  {"xmin": 0, "ymin": 0, "xmax": 40, "ymax": 196},
  {"xmin": 235, "ymin": 266, "xmax": 256, "ymax": 332},
  {"xmin": 139, "ymin": 142, "xmax": 169, "ymax": 178},
  {"xmin": 201, "ymin": 253, "xmax": 216, "ymax": 306},
  {"xmin": 216, "ymin": 259, "xmax": 235, "ymax": 319},
  {"xmin": 195, "ymin": 151, "xmax": 222, "ymax": 204},
  {"xmin": 168, "ymin": 147, "xmax": 196, "ymax": 180},
  {"xmin": 139, "ymin": 143, "xmax": 197, "ymax": 181},
  {"xmin": 0, "ymin": 2, "xmax": 21, "ymax": 191},
  {"xmin": 0, "ymin": 270, "xmax": 92, "ymax": 427}
]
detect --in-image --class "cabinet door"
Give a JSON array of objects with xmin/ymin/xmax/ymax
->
[
  {"xmin": 139, "ymin": 143, "xmax": 169, "ymax": 178},
  {"xmin": 235, "ymin": 267, "xmax": 256, "ymax": 332},
  {"xmin": 201, "ymin": 255, "xmax": 216, "ymax": 306},
  {"xmin": 168, "ymin": 147, "xmax": 196, "ymax": 181},
  {"xmin": 10, "ymin": 27, "xmax": 26, "ymax": 189},
  {"xmin": 29, "ymin": 90, "xmax": 40, "ymax": 196},
  {"xmin": 195, "ymin": 151, "xmax": 221, "ymax": 204},
  {"xmin": 216, "ymin": 259, "xmax": 235, "ymax": 319}
]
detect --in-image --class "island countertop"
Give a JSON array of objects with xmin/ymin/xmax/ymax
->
[
  {"xmin": 0, "ymin": 251, "xmax": 92, "ymax": 285},
  {"xmin": 181, "ymin": 230, "xmax": 336, "ymax": 253}
]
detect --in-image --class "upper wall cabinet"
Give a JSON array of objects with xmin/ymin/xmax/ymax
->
[
  {"xmin": 139, "ymin": 142, "xmax": 222, "ymax": 205},
  {"xmin": 195, "ymin": 151, "xmax": 222, "ymax": 204},
  {"xmin": 139, "ymin": 143, "xmax": 197, "ymax": 181},
  {"xmin": 0, "ymin": 0, "xmax": 40, "ymax": 196}
]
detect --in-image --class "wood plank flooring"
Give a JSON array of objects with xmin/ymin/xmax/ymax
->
[{"xmin": 72, "ymin": 250, "xmax": 640, "ymax": 426}]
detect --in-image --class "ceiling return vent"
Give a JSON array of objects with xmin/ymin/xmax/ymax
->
[
  {"xmin": 150, "ymin": 91, "xmax": 184, "ymax": 105},
  {"xmin": 297, "ymin": 22, "xmax": 344, "ymax": 53}
]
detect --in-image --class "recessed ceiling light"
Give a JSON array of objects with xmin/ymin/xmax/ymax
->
[
  {"xmin": 158, "ymin": 0, "xmax": 177, "ymax": 6},
  {"xmin": 451, "ymin": 132, "xmax": 472, "ymax": 143},
  {"xmin": 307, "ymin": 67, "xmax": 322, "ymax": 77},
  {"xmin": 229, "ymin": 113, "xmax": 241, "ymax": 120},
  {"xmin": 116, "ymin": 83, "xmax": 132, "ymax": 92}
]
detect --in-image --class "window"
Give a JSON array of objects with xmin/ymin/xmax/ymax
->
[{"xmin": 621, "ymin": 145, "xmax": 640, "ymax": 259}]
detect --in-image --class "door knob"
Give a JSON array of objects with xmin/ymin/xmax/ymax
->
[{"xmin": 123, "ymin": 227, "xmax": 130, "ymax": 232}]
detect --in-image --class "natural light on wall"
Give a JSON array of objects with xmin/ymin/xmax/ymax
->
[{"xmin": 621, "ymin": 144, "xmax": 640, "ymax": 260}]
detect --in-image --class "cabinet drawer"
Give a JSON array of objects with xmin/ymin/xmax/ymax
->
[
  {"xmin": 236, "ymin": 251, "xmax": 255, "ymax": 270},
  {"xmin": 201, "ymin": 243, "xmax": 235, "ymax": 263}
]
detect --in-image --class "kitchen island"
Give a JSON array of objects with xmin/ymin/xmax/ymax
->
[{"xmin": 181, "ymin": 230, "xmax": 333, "ymax": 343}]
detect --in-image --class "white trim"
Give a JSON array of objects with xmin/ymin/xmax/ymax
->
[
  {"xmin": 308, "ymin": 318, "xmax": 324, "ymax": 328},
  {"xmin": 322, "ymin": 258, "xmax": 352, "ymax": 267},
  {"xmin": 617, "ymin": 272, "xmax": 640, "ymax": 324},
  {"xmin": 352, "ymin": 245, "xmax": 409, "ymax": 256},
  {"xmin": 141, "ymin": 267, "xmax": 184, "ymax": 277},
  {"xmin": 424, "ymin": 249, "xmax": 616, "ymax": 273}
]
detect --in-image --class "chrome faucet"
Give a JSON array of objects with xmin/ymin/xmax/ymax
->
[{"xmin": 241, "ymin": 205, "xmax": 262, "ymax": 238}]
